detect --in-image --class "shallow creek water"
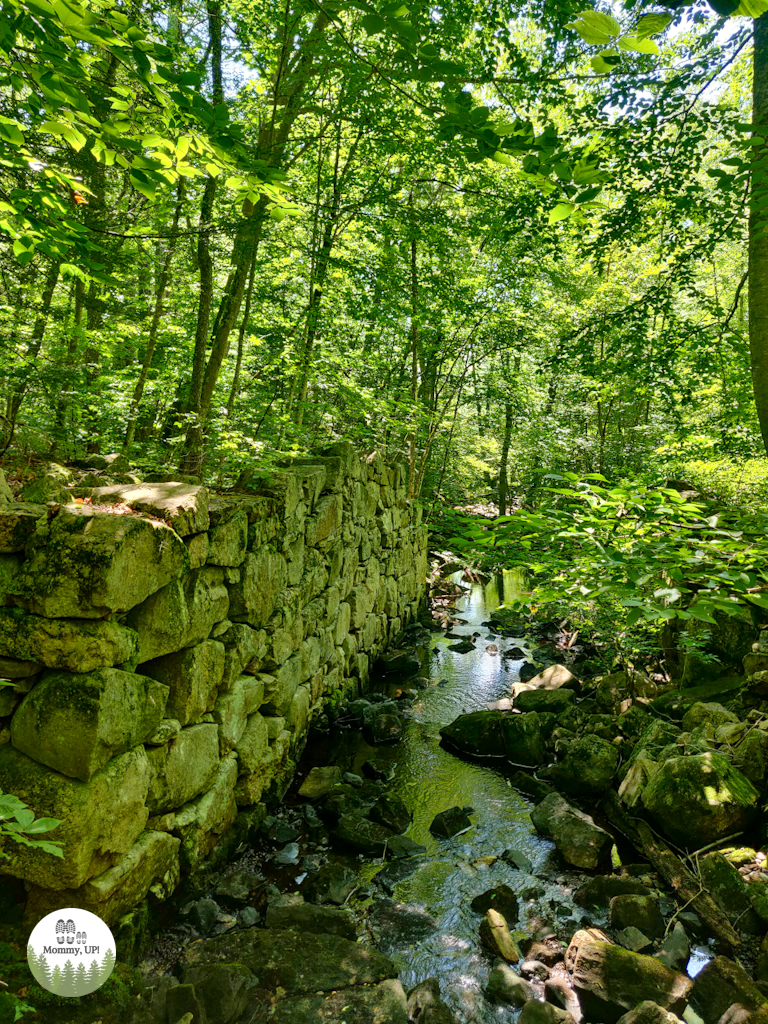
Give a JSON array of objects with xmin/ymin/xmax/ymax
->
[{"xmin": 296, "ymin": 576, "xmax": 588, "ymax": 1023}]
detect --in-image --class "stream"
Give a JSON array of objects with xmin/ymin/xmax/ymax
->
[{"xmin": 290, "ymin": 573, "xmax": 589, "ymax": 1023}]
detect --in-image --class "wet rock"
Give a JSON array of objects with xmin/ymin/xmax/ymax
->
[
  {"xmin": 616, "ymin": 927, "xmax": 653, "ymax": 952},
  {"xmin": 689, "ymin": 957, "xmax": 767, "ymax": 1024},
  {"xmin": 519, "ymin": 999, "xmax": 577, "ymax": 1024},
  {"xmin": 369, "ymin": 792, "xmax": 411, "ymax": 834},
  {"xmin": 615, "ymin": 1002, "xmax": 686, "ymax": 1024},
  {"xmin": 480, "ymin": 908, "xmax": 520, "ymax": 963},
  {"xmin": 178, "ymin": 926, "xmax": 396, "ymax": 996},
  {"xmin": 388, "ymin": 835, "xmax": 427, "ymax": 859},
  {"xmin": 185, "ymin": 897, "xmax": 220, "ymax": 935},
  {"xmin": 429, "ymin": 806, "xmax": 473, "ymax": 838},
  {"xmin": 379, "ymin": 650, "xmax": 421, "ymax": 677},
  {"xmin": 520, "ymin": 664, "xmax": 579, "ymax": 691},
  {"xmin": 545, "ymin": 734, "xmax": 619, "ymax": 798},
  {"xmin": 520, "ymin": 879, "xmax": 547, "ymax": 900},
  {"xmin": 266, "ymin": 895, "xmax": 356, "ymax": 939},
  {"xmin": 530, "ymin": 793, "xmax": 612, "ymax": 870},
  {"xmin": 370, "ymin": 899, "xmax": 438, "ymax": 952},
  {"xmin": 448, "ymin": 640, "xmax": 475, "ymax": 653},
  {"xmin": 610, "ymin": 894, "xmax": 665, "ymax": 939},
  {"xmin": 268, "ymin": 820, "xmax": 301, "ymax": 844},
  {"xmin": 268, "ymin": 979, "xmax": 408, "ymax": 1024},
  {"xmin": 567, "ymin": 932, "xmax": 693, "ymax": 1023},
  {"xmin": 440, "ymin": 710, "xmax": 505, "ymax": 757},
  {"xmin": 575, "ymin": 875, "xmax": 651, "ymax": 908},
  {"xmin": 362, "ymin": 759, "xmax": 393, "ymax": 781},
  {"xmin": 274, "ymin": 842, "xmax": 300, "ymax": 865},
  {"xmin": 178, "ymin": 963, "xmax": 256, "ymax": 1024},
  {"xmin": 641, "ymin": 752, "xmax": 759, "ymax": 848},
  {"xmin": 655, "ymin": 922, "xmax": 690, "ymax": 972},
  {"xmin": 502, "ymin": 712, "xmax": 546, "ymax": 765},
  {"xmin": 502, "ymin": 848, "xmax": 533, "ymax": 872},
  {"xmin": 298, "ymin": 765, "xmax": 342, "ymax": 798},
  {"xmin": 407, "ymin": 978, "xmax": 458, "ymax": 1023},
  {"xmin": 510, "ymin": 771, "xmax": 553, "ymax": 801},
  {"xmin": 521, "ymin": 959, "xmax": 550, "ymax": 979},
  {"xmin": 373, "ymin": 858, "xmax": 424, "ymax": 893},
  {"xmin": 516, "ymin": 689, "xmax": 576, "ymax": 714},
  {"xmin": 331, "ymin": 813, "xmax": 394, "ymax": 856},
  {"xmin": 486, "ymin": 962, "xmax": 536, "ymax": 1006},
  {"xmin": 524, "ymin": 939, "xmax": 566, "ymax": 966},
  {"xmin": 470, "ymin": 884, "xmax": 519, "ymax": 923},
  {"xmin": 520, "ymin": 662, "xmax": 539, "ymax": 682},
  {"xmin": 545, "ymin": 975, "xmax": 583, "ymax": 1023},
  {"xmin": 365, "ymin": 711, "xmax": 404, "ymax": 745},
  {"xmin": 215, "ymin": 868, "xmax": 262, "ymax": 903},
  {"xmin": 304, "ymin": 863, "xmax": 358, "ymax": 905}
]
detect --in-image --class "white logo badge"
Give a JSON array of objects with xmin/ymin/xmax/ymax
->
[{"xmin": 27, "ymin": 908, "xmax": 116, "ymax": 997}]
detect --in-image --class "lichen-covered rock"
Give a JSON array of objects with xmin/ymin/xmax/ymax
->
[
  {"xmin": 530, "ymin": 793, "xmax": 612, "ymax": 870},
  {"xmin": 127, "ymin": 567, "xmax": 229, "ymax": 662},
  {"xmin": 20, "ymin": 464, "xmax": 73, "ymax": 503},
  {"xmin": 87, "ymin": 481, "xmax": 209, "ymax": 536},
  {"xmin": 14, "ymin": 508, "xmax": 189, "ymax": 618},
  {"xmin": 568, "ymin": 934, "xmax": 692, "ymax": 1023},
  {"xmin": 0, "ymin": 607, "xmax": 138, "ymax": 671},
  {"xmin": 0, "ymin": 744, "xmax": 150, "ymax": 888},
  {"xmin": 733, "ymin": 729, "xmax": 768, "ymax": 786},
  {"xmin": 174, "ymin": 753, "xmax": 238, "ymax": 871},
  {"xmin": 480, "ymin": 908, "xmax": 520, "ymax": 963},
  {"xmin": 689, "ymin": 957, "xmax": 767, "ymax": 1024},
  {"xmin": 212, "ymin": 675, "xmax": 266, "ymax": 752},
  {"xmin": 235, "ymin": 712, "xmax": 269, "ymax": 774},
  {"xmin": 207, "ymin": 511, "xmax": 248, "ymax": 567},
  {"xmin": 609, "ymin": 895, "xmax": 665, "ymax": 940},
  {"xmin": 682, "ymin": 702, "xmax": 740, "ymax": 734},
  {"xmin": 641, "ymin": 751, "xmax": 759, "ymax": 848},
  {"xmin": 11, "ymin": 667, "xmax": 168, "ymax": 780},
  {"xmin": 547, "ymin": 734, "xmax": 619, "ymax": 798},
  {"xmin": 24, "ymin": 829, "xmax": 180, "ymax": 926},
  {"xmin": 228, "ymin": 546, "xmax": 287, "ymax": 627},
  {"xmin": 0, "ymin": 502, "xmax": 45, "ymax": 552},
  {"xmin": 141, "ymin": 640, "xmax": 225, "ymax": 725},
  {"xmin": 0, "ymin": 553, "xmax": 20, "ymax": 606},
  {"xmin": 146, "ymin": 723, "xmax": 220, "ymax": 813}
]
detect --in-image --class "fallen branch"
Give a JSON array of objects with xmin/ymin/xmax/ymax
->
[{"xmin": 602, "ymin": 792, "xmax": 741, "ymax": 952}]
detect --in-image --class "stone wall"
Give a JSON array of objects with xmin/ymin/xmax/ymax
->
[{"xmin": 0, "ymin": 444, "xmax": 427, "ymax": 926}]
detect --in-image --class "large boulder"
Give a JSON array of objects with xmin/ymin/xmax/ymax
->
[
  {"xmin": 268, "ymin": 980, "xmax": 408, "ymax": 1024},
  {"xmin": 10, "ymin": 667, "xmax": 168, "ymax": 781},
  {"xmin": 641, "ymin": 751, "xmax": 759, "ymax": 848},
  {"xmin": 486, "ymin": 963, "xmax": 535, "ymax": 1006},
  {"xmin": 501, "ymin": 712, "xmax": 546, "ymax": 765},
  {"xmin": 86, "ymin": 481, "xmax": 209, "ymax": 536},
  {"xmin": 0, "ymin": 744, "xmax": 150, "ymax": 888},
  {"xmin": 546, "ymin": 734, "xmax": 619, "ymax": 798},
  {"xmin": 440, "ymin": 710, "xmax": 544, "ymax": 764},
  {"xmin": 0, "ymin": 468, "xmax": 13, "ymax": 504},
  {"xmin": 146, "ymin": 723, "xmax": 221, "ymax": 813},
  {"xmin": 0, "ymin": 607, "xmax": 137, "ymax": 671},
  {"xmin": 13, "ymin": 508, "xmax": 189, "ymax": 618},
  {"xmin": 228, "ymin": 547, "xmax": 287, "ymax": 627},
  {"xmin": 567, "ymin": 932, "xmax": 692, "ymax": 1024},
  {"xmin": 616, "ymin": 1003, "xmax": 685, "ymax": 1024},
  {"xmin": 609, "ymin": 895, "xmax": 665, "ymax": 940},
  {"xmin": 530, "ymin": 793, "xmax": 612, "ymax": 869},
  {"xmin": 689, "ymin": 957, "xmax": 767, "ymax": 1024}
]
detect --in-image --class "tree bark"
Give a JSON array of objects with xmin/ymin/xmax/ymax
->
[
  {"xmin": 750, "ymin": 13, "xmax": 768, "ymax": 455},
  {"xmin": 498, "ymin": 401, "xmax": 513, "ymax": 515}
]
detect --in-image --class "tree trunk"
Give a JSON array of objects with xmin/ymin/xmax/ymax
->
[
  {"xmin": 498, "ymin": 402, "xmax": 513, "ymax": 515},
  {"xmin": 750, "ymin": 13, "xmax": 768, "ymax": 454},
  {"xmin": 227, "ymin": 255, "xmax": 257, "ymax": 419}
]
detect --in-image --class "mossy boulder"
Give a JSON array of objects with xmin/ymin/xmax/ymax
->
[
  {"xmin": 0, "ymin": 502, "xmax": 45, "ymax": 553},
  {"xmin": 228, "ymin": 547, "xmax": 288, "ymax": 627},
  {"xmin": 207, "ymin": 511, "xmax": 248, "ymax": 567},
  {"xmin": 0, "ymin": 607, "xmax": 138, "ymax": 671},
  {"xmin": 546, "ymin": 734, "xmax": 619, "ymax": 798},
  {"xmin": 146, "ymin": 723, "xmax": 220, "ymax": 814},
  {"xmin": 681, "ymin": 702, "xmax": 739, "ymax": 735},
  {"xmin": 19, "ymin": 464, "xmax": 73, "ymax": 503},
  {"xmin": 440, "ymin": 710, "xmax": 505, "ymax": 758},
  {"xmin": 0, "ymin": 744, "xmax": 150, "ymax": 888},
  {"xmin": 140, "ymin": 639, "xmax": 225, "ymax": 725},
  {"xmin": 619, "ymin": 720, "xmax": 681, "ymax": 781},
  {"xmin": 530, "ymin": 792, "xmax": 612, "ymax": 869},
  {"xmin": 14, "ymin": 508, "xmax": 189, "ymax": 618},
  {"xmin": 500, "ymin": 712, "xmax": 545, "ymax": 766},
  {"xmin": 0, "ymin": 553, "xmax": 19, "ymax": 606},
  {"xmin": 10, "ymin": 667, "xmax": 168, "ymax": 780},
  {"xmin": 0, "ymin": 468, "xmax": 13, "ymax": 504},
  {"xmin": 733, "ymin": 728, "xmax": 768, "ymax": 786},
  {"xmin": 86, "ymin": 481, "xmax": 209, "ymax": 536},
  {"xmin": 641, "ymin": 751, "xmax": 759, "ymax": 848},
  {"xmin": 515, "ymin": 688, "xmax": 575, "ymax": 714}
]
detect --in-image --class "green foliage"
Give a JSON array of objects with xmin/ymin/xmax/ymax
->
[{"xmin": 0, "ymin": 790, "xmax": 63, "ymax": 858}]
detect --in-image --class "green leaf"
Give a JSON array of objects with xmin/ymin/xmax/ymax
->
[
  {"xmin": 548, "ymin": 202, "xmax": 575, "ymax": 224},
  {"xmin": 23, "ymin": 817, "xmax": 62, "ymax": 834},
  {"xmin": 492, "ymin": 150, "xmax": 512, "ymax": 165},
  {"xmin": 590, "ymin": 54, "xmax": 615, "ymax": 74},
  {"xmin": 0, "ymin": 118, "xmax": 24, "ymax": 146},
  {"xmin": 362, "ymin": 14, "xmax": 386, "ymax": 33},
  {"xmin": 270, "ymin": 207, "xmax": 287, "ymax": 221},
  {"xmin": 566, "ymin": 10, "xmax": 621, "ymax": 44},
  {"xmin": 618, "ymin": 35, "xmax": 660, "ymax": 54},
  {"xmin": 733, "ymin": 0, "xmax": 768, "ymax": 14},
  {"xmin": 635, "ymin": 12, "xmax": 673, "ymax": 36}
]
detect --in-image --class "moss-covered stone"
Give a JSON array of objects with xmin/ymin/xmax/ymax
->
[
  {"xmin": 0, "ymin": 502, "xmax": 45, "ymax": 553},
  {"xmin": 440, "ymin": 710, "xmax": 505, "ymax": 758},
  {"xmin": 173, "ymin": 753, "xmax": 238, "ymax": 872},
  {"xmin": 0, "ymin": 744, "xmax": 149, "ymax": 888},
  {"xmin": 86, "ymin": 481, "xmax": 209, "ymax": 536},
  {"xmin": 10, "ymin": 667, "xmax": 168, "ymax": 780},
  {"xmin": 642, "ymin": 751, "xmax": 759, "ymax": 848},
  {"xmin": 140, "ymin": 640, "xmax": 225, "ymax": 725},
  {"xmin": 681, "ymin": 702, "xmax": 739, "ymax": 734},
  {"xmin": 228, "ymin": 547, "xmax": 287, "ymax": 627},
  {"xmin": 530, "ymin": 792, "xmax": 612, "ymax": 869},
  {"xmin": 235, "ymin": 712, "xmax": 269, "ymax": 774},
  {"xmin": 0, "ymin": 468, "xmax": 13, "ymax": 504},
  {"xmin": 19, "ymin": 464, "xmax": 73, "ymax": 504},
  {"xmin": 547, "ymin": 734, "xmax": 619, "ymax": 798},
  {"xmin": 0, "ymin": 607, "xmax": 138, "ymax": 671},
  {"xmin": 13, "ymin": 508, "xmax": 189, "ymax": 618},
  {"xmin": 207, "ymin": 511, "xmax": 247, "ymax": 567},
  {"xmin": 146, "ymin": 723, "xmax": 220, "ymax": 813},
  {"xmin": 24, "ymin": 829, "xmax": 180, "ymax": 926}
]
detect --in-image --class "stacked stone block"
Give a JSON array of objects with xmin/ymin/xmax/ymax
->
[{"xmin": 0, "ymin": 443, "xmax": 427, "ymax": 925}]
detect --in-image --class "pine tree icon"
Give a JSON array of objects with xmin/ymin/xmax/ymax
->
[
  {"xmin": 37, "ymin": 953, "xmax": 52, "ymax": 990},
  {"xmin": 99, "ymin": 948, "xmax": 115, "ymax": 984},
  {"xmin": 60, "ymin": 959, "xmax": 76, "ymax": 996},
  {"xmin": 87, "ymin": 959, "xmax": 100, "ymax": 991},
  {"xmin": 75, "ymin": 961, "xmax": 87, "ymax": 995},
  {"xmin": 50, "ymin": 964, "xmax": 62, "ymax": 995}
]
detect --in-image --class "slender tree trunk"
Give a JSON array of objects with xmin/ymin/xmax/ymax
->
[
  {"xmin": 407, "ymin": 227, "xmax": 419, "ymax": 497},
  {"xmin": 498, "ymin": 402, "xmax": 513, "ymax": 515},
  {"xmin": 227, "ymin": 256, "xmax": 257, "ymax": 418},
  {"xmin": 123, "ymin": 182, "xmax": 184, "ymax": 451},
  {"xmin": 750, "ymin": 13, "xmax": 768, "ymax": 454},
  {"xmin": 50, "ymin": 278, "xmax": 85, "ymax": 454}
]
